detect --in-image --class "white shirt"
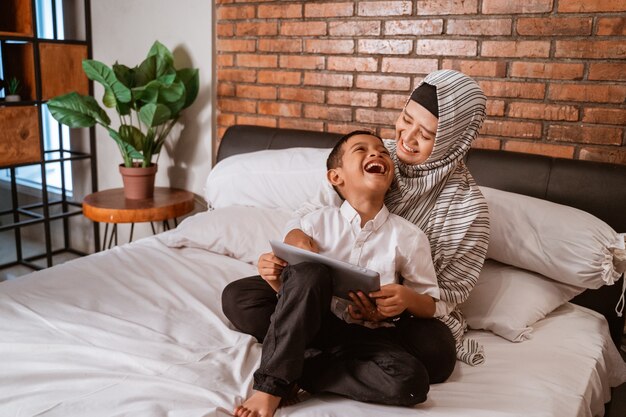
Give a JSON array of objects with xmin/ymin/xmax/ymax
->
[{"xmin": 297, "ymin": 201, "xmax": 440, "ymax": 324}]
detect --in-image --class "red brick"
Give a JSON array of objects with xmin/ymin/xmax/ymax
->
[
  {"xmin": 558, "ymin": 0, "xmax": 626, "ymax": 13},
  {"xmin": 510, "ymin": 62, "xmax": 584, "ymax": 80},
  {"xmin": 236, "ymin": 84, "xmax": 277, "ymax": 100},
  {"xmin": 442, "ymin": 59, "xmax": 507, "ymax": 77},
  {"xmin": 279, "ymin": 118, "xmax": 325, "ymax": 131},
  {"xmin": 549, "ymin": 84, "xmax": 626, "ymax": 103},
  {"xmin": 329, "ymin": 21, "xmax": 381, "ymax": 36},
  {"xmin": 356, "ymin": 109, "xmax": 399, "ymax": 125},
  {"xmin": 447, "ymin": 19, "xmax": 512, "ymax": 36},
  {"xmin": 327, "ymin": 91, "xmax": 379, "ymax": 107},
  {"xmin": 279, "ymin": 87, "xmax": 325, "ymax": 103},
  {"xmin": 482, "ymin": 41, "xmax": 550, "ymax": 58},
  {"xmin": 218, "ymin": 68, "xmax": 256, "ymax": 83},
  {"xmin": 327, "ymin": 57, "xmax": 378, "ymax": 72},
  {"xmin": 217, "ymin": 54, "xmax": 234, "ymax": 68},
  {"xmin": 359, "ymin": 39, "xmax": 413, "ymax": 55},
  {"xmin": 258, "ymin": 3, "xmax": 302, "ymax": 18},
  {"xmin": 237, "ymin": 115, "xmax": 277, "ymax": 128},
  {"xmin": 356, "ymin": 75, "xmax": 411, "ymax": 91},
  {"xmin": 304, "ymin": 72, "xmax": 353, "ymax": 88},
  {"xmin": 480, "ymin": 81, "xmax": 546, "ymax": 99},
  {"xmin": 280, "ymin": 55, "xmax": 325, "ymax": 70},
  {"xmin": 473, "ymin": 136, "xmax": 502, "ymax": 150},
  {"xmin": 597, "ymin": 17, "xmax": 626, "ymax": 35},
  {"xmin": 482, "ymin": 0, "xmax": 552, "ymax": 14},
  {"xmin": 216, "ymin": 23, "xmax": 234, "ymax": 37},
  {"xmin": 280, "ymin": 21, "xmax": 327, "ymax": 36},
  {"xmin": 258, "ymin": 70, "xmax": 301, "ymax": 85},
  {"xmin": 217, "ymin": 82, "xmax": 235, "ymax": 97},
  {"xmin": 508, "ymin": 102, "xmax": 579, "ymax": 121},
  {"xmin": 236, "ymin": 54, "xmax": 277, "ymax": 68},
  {"xmin": 486, "ymin": 100, "xmax": 505, "ymax": 116},
  {"xmin": 481, "ymin": 119, "xmax": 542, "ymax": 138},
  {"xmin": 384, "ymin": 20, "xmax": 443, "ymax": 35},
  {"xmin": 217, "ymin": 112, "xmax": 236, "ymax": 126},
  {"xmin": 258, "ymin": 102, "xmax": 302, "ymax": 117},
  {"xmin": 583, "ymin": 108, "xmax": 626, "ymax": 125},
  {"xmin": 305, "ymin": 39, "xmax": 355, "ymax": 54},
  {"xmin": 380, "ymin": 127, "xmax": 396, "ymax": 139},
  {"xmin": 219, "ymin": 98, "xmax": 256, "ymax": 113},
  {"xmin": 588, "ymin": 63, "xmax": 626, "ymax": 81},
  {"xmin": 548, "ymin": 124, "xmax": 622, "ymax": 146},
  {"xmin": 358, "ymin": 1, "xmax": 413, "ymax": 16},
  {"xmin": 504, "ymin": 141, "xmax": 575, "ymax": 159},
  {"xmin": 304, "ymin": 2, "xmax": 354, "ymax": 18},
  {"xmin": 304, "ymin": 104, "xmax": 353, "ymax": 122},
  {"xmin": 555, "ymin": 40, "xmax": 626, "ymax": 59},
  {"xmin": 217, "ymin": 39, "xmax": 256, "ymax": 53},
  {"xmin": 517, "ymin": 17, "xmax": 592, "ymax": 36},
  {"xmin": 236, "ymin": 22, "xmax": 278, "ymax": 36},
  {"xmin": 217, "ymin": 5, "xmax": 255, "ymax": 20},
  {"xmin": 416, "ymin": 39, "xmax": 477, "ymax": 56},
  {"xmin": 418, "ymin": 0, "xmax": 479, "ymax": 15},
  {"xmin": 579, "ymin": 147, "xmax": 626, "ymax": 165},
  {"xmin": 381, "ymin": 94, "xmax": 407, "ymax": 109},
  {"xmin": 381, "ymin": 58, "xmax": 438, "ymax": 74},
  {"xmin": 329, "ymin": 123, "xmax": 376, "ymax": 135},
  {"xmin": 258, "ymin": 39, "xmax": 302, "ymax": 53}
]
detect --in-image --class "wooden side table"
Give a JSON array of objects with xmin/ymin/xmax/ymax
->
[{"xmin": 83, "ymin": 187, "xmax": 195, "ymax": 250}]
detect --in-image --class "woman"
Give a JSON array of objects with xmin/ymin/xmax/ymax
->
[{"xmin": 223, "ymin": 69, "xmax": 490, "ymax": 381}]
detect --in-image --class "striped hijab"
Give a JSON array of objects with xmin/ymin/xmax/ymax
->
[{"xmin": 384, "ymin": 70, "xmax": 490, "ymax": 365}]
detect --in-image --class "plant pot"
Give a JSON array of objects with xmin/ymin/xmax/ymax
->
[
  {"xmin": 5, "ymin": 94, "xmax": 21, "ymax": 102},
  {"xmin": 119, "ymin": 163, "xmax": 158, "ymax": 200}
]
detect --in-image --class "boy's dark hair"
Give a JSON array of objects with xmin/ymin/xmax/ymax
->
[
  {"xmin": 326, "ymin": 130, "xmax": 383, "ymax": 171},
  {"xmin": 326, "ymin": 130, "xmax": 384, "ymax": 199}
]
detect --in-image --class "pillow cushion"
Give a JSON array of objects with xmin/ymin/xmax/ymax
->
[
  {"xmin": 481, "ymin": 186, "xmax": 626, "ymax": 289},
  {"xmin": 205, "ymin": 147, "xmax": 330, "ymax": 211},
  {"xmin": 158, "ymin": 206, "xmax": 292, "ymax": 264},
  {"xmin": 460, "ymin": 260, "xmax": 584, "ymax": 342}
]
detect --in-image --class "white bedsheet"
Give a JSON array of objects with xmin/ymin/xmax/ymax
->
[{"xmin": 1, "ymin": 237, "xmax": 625, "ymax": 417}]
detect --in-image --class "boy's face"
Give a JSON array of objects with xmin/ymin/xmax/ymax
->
[
  {"xmin": 327, "ymin": 134, "xmax": 394, "ymax": 200},
  {"xmin": 394, "ymin": 100, "xmax": 438, "ymax": 165}
]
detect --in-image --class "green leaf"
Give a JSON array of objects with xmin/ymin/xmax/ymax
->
[
  {"xmin": 119, "ymin": 124, "xmax": 145, "ymax": 151},
  {"xmin": 48, "ymin": 92, "xmax": 110, "ymax": 128},
  {"xmin": 113, "ymin": 63, "xmax": 135, "ymax": 88},
  {"xmin": 159, "ymin": 80, "xmax": 184, "ymax": 103},
  {"xmin": 135, "ymin": 56, "xmax": 157, "ymax": 87},
  {"xmin": 102, "ymin": 88, "xmax": 116, "ymax": 108},
  {"xmin": 177, "ymin": 68, "xmax": 199, "ymax": 109},
  {"xmin": 139, "ymin": 103, "xmax": 171, "ymax": 127},
  {"xmin": 133, "ymin": 80, "xmax": 160, "ymax": 105},
  {"xmin": 82, "ymin": 60, "xmax": 132, "ymax": 103},
  {"xmin": 147, "ymin": 40, "xmax": 174, "ymax": 67},
  {"xmin": 107, "ymin": 127, "xmax": 143, "ymax": 160}
]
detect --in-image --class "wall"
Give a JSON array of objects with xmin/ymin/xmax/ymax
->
[
  {"xmin": 90, "ymin": 0, "xmax": 214, "ymax": 242},
  {"xmin": 215, "ymin": 0, "xmax": 626, "ymax": 165}
]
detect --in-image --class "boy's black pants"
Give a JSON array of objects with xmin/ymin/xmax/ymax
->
[{"xmin": 222, "ymin": 262, "xmax": 456, "ymax": 407}]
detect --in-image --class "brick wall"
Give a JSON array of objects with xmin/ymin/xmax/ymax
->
[{"xmin": 216, "ymin": 0, "xmax": 626, "ymax": 164}]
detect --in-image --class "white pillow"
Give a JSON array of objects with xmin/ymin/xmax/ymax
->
[
  {"xmin": 205, "ymin": 147, "xmax": 331, "ymax": 211},
  {"xmin": 158, "ymin": 206, "xmax": 292, "ymax": 264},
  {"xmin": 481, "ymin": 186, "xmax": 626, "ymax": 289},
  {"xmin": 460, "ymin": 260, "xmax": 584, "ymax": 342}
]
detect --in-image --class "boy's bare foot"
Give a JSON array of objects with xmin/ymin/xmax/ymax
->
[{"xmin": 234, "ymin": 391, "xmax": 281, "ymax": 417}]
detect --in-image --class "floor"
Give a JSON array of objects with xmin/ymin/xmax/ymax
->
[{"xmin": 1, "ymin": 235, "xmax": 626, "ymax": 415}]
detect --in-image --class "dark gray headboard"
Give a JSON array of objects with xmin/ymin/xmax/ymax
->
[{"xmin": 218, "ymin": 124, "xmax": 626, "ymax": 347}]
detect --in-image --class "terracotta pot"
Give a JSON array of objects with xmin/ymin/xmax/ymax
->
[
  {"xmin": 5, "ymin": 94, "xmax": 21, "ymax": 102},
  {"xmin": 119, "ymin": 163, "xmax": 158, "ymax": 199}
]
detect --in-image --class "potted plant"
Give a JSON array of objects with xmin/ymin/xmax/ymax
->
[
  {"xmin": 3, "ymin": 77, "xmax": 22, "ymax": 102},
  {"xmin": 47, "ymin": 40, "xmax": 199, "ymax": 199}
]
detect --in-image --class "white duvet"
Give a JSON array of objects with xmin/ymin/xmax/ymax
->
[{"xmin": 1, "ymin": 237, "xmax": 625, "ymax": 417}]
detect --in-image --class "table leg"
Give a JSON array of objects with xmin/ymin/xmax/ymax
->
[
  {"xmin": 102, "ymin": 223, "xmax": 109, "ymax": 252},
  {"xmin": 108, "ymin": 224, "xmax": 117, "ymax": 249},
  {"xmin": 129, "ymin": 223, "xmax": 135, "ymax": 242}
]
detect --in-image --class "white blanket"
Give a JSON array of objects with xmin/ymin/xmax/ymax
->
[{"xmin": 1, "ymin": 237, "xmax": 625, "ymax": 417}]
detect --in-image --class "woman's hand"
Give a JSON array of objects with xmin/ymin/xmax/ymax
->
[
  {"xmin": 347, "ymin": 291, "xmax": 387, "ymax": 322},
  {"xmin": 284, "ymin": 229, "xmax": 319, "ymax": 253},
  {"xmin": 257, "ymin": 252, "xmax": 287, "ymax": 293}
]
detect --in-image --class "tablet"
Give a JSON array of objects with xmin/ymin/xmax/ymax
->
[{"xmin": 270, "ymin": 240, "xmax": 380, "ymax": 300}]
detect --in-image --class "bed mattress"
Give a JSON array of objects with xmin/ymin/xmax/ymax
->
[{"xmin": 1, "ymin": 237, "xmax": 625, "ymax": 417}]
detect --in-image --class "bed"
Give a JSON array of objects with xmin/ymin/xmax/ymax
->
[{"xmin": 1, "ymin": 124, "xmax": 625, "ymax": 417}]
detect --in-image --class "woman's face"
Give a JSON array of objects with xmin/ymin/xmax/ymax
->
[{"xmin": 394, "ymin": 100, "xmax": 438, "ymax": 165}]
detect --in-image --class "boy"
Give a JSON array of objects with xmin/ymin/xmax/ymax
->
[{"xmin": 230, "ymin": 131, "xmax": 441, "ymax": 417}]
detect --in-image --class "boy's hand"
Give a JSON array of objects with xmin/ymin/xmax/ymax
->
[
  {"xmin": 284, "ymin": 229, "xmax": 319, "ymax": 253},
  {"xmin": 257, "ymin": 252, "xmax": 287, "ymax": 293},
  {"xmin": 347, "ymin": 291, "xmax": 387, "ymax": 322},
  {"xmin": 368, "ymin": 284, "xmax": 413, "ymax": 318}
]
